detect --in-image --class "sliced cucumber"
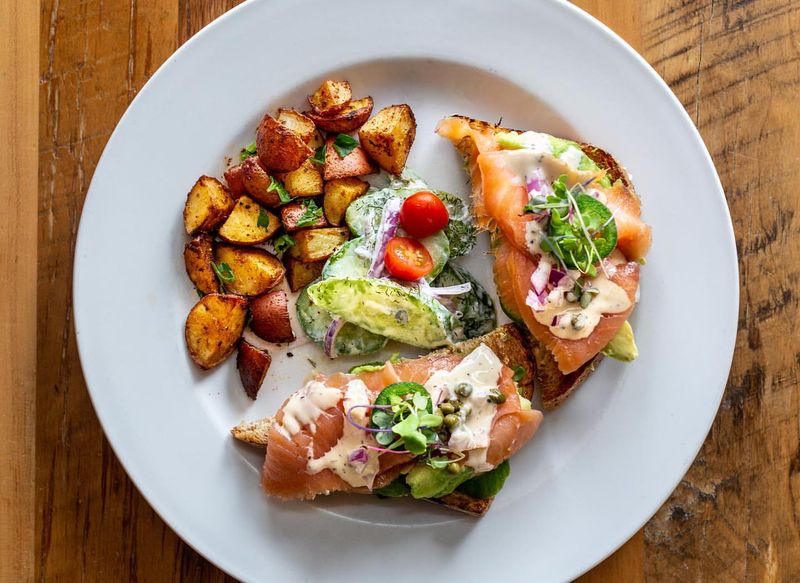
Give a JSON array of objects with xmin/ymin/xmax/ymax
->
[
  {"xmin": 306, "ymin": 278, "xmax": 453, "ymax": 349},
  {"xmin": 295, "ymin": 284, "xmax": 387, "ymax": 356},
  {"xmin": 322, "ymin": 237, "xmax": 371, "ymax": 279},
  {"xmin": 416, "ymin": 230, "xmax": 449, "ymax": 281},
  {"xmin": 432, "ymin": 263, "xmax": 496, "ymax": 341},
  {"xmin": 345, "ymin": 188, "xmax": 392, "ymax": 237}
]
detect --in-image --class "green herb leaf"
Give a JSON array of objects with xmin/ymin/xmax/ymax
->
[
  {"xmin": 418, "ymin": 413, "xmax": 443, "ymax": 428},
  {"xmin": 240, "ymin": 142, "xmax": 257, "ymax": 161},
  {"xmin": 332, "ymin": 133, "xmax": 358, "ymax": 158},
  {"xmin": 512, "ymin": 365, "xmax": 526, "ymax": 382},
  {"xmin": 267, "ymin": 176, "xmax": 291, "ymax": 204},
  {"xmin": 195, "ymin": 289, "xmax": 205, "ymax": 298},
  {"xmin": 296, "ymin": 198, "xmax": 324, "ymax": 228},
  {"xmin": 273, "ymin": 233, "xmax": 295, "ymax": 254},
  {"xmin": 257, "ymin": 207, "xmax": 271, "ymax": 229},
  {"xmin": 211, "ymin": 261, "xmax": 235, "ymax": 291},
  {"xmin": 310, "ymin": 144, "xmax": 327, "ymax": 165}
]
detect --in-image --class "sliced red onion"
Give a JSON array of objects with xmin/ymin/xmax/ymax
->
[
  {"xmin": 525, "ymin": 289, "xmax": 548, "ymax": 312},
  {"xmin": 526, "ymin": 169, "xmax": 547, "ymax": 194},
  {"xmin": 323, "ymin": 317, "xmax": 345, "ymax": 358},
  {"xmin": 366, "ymin": 197, "xmax": 402, "ymax": 279},
  {"xmin": 348, "ymin": 447, "xmax": 369, "ymax": 464},
  {"xmin": 530, "ymin": 260, "xmax": 552, "ymax": 294},
  {"xmin": 549, "ymin": 268, "xmax": 566, "ymax": 286},
  {"xmin": 550, "ymin": 315, "xmax": 560, "ymax": 326}
]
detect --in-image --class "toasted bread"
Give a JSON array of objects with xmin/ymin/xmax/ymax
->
[{"xmin": 230, "ymin": 324, "xmax": 531, "ymax": 516}]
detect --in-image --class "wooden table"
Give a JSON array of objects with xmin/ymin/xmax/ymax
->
[{"xmin": 2, "ymin": 0, "xmax": 797, "ymax": 580}]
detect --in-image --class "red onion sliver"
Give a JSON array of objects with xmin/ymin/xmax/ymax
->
[
  {"xmin": 348, "ymin": 448, "xmax": 369, "ymax": 464},
  {"xmin": 323, "ymin": 317, "xmax": 345, "ymax": 358},
  {"xmin": 530, "ymin": 260, "xmax": 552, "ymax": 294},
  {"xmin": 549, "ymin": 268, "xmax": 566, "ymax": 286},
  {"xmin": 525, "ymin": 289, "xmax": 546, "ymax": 312},
  {"xmin": 366, "ymin": 197, "xmax": 402, "ymax": 279}
]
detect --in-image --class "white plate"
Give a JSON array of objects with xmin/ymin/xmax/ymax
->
[{"xmin": 74, "ymin": 0, "xmax": 738, "ymax": 581}]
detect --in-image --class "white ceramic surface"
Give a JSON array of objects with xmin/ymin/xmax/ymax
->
[{"xmin": 73, "ymin": 0, "xmax": 738, "ymax": 581}]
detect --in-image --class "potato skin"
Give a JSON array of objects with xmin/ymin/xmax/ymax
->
[
  {"xmin": 280, "ymin": 199, "xmax": 328, "ymax": 233},
  {"xmin": 249, "ymin": 290, "xmax": 295, "ymax": 343},
  {"xmin": 224, "ymin": 163, "xmax": 247, "ymax": 197},
  {"xmin": 284, "ymin": 256, "xmax": 324, "ymax": 292},
  {"xmin": 323, "ymin": 177, "xmax": 369, "ymax": 226},
  {"xmin": 215, "ymin": 245, "xmax": 285, "ymax": 296},
  {"xmin": 307, "ymin": 80, "xmax": 352, "ymax": 116},
  {"xmin": 288, "ymin": 227, "xmax": 350, "ymax": 263},
  {"xmin": 184, "ymin": 233, "xmax": 220, "ymax": 294},
  {"xmin": 183, "ymin": 175, "xmax": 235, "ymax": 235},
  {"xmin": 241, "ymin": 157, "xmax": 282, "ymax": 207},
  {"xmin": 237, "ymin": 341, "xmax": 271, "ymax": 399},
  {"xmin": 218, "ymin": 195, "xmax": 280, "ymax": 245},
  {"xmin": 305, "ymin": 97, "xmax": 373, "ymax": 133},
  {"xmin": 322, "ymin": 136, "xmax": 376, "ymax": 181},
  {"xmin": 256, "ymin": 113, "xmax": 313, "ymax": 172},
  {"xmin": 275, "ymin": 158, "xmax": 323, "ymax": 198},
  {"xmin": 185, "ymin": 294, "xmax": 248, "ymax": 370},
  {"xmin": 358, "ymin": 104, "xmax": 417, "ymax": 175}
]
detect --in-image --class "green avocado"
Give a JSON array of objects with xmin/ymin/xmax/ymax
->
[
  {"xmin": 406, "ymin": 464, "xmax": 474, "ymax": 499},
  {"xmin": 306, "ymin": 278, "xmax": 453, "ymax": 349},
  {"xmin": 601, "ymin": 320, "xmax": 639, "ymax": 362},
  {"xmin": 374, "ymin": 477, "xmax": 411, "ymax": 498},
  {"xmin": 457, "ymin": 461, "xmax": 510, "ymax": 499}
]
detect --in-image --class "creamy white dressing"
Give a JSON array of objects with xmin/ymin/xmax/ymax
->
[
  {"xmin": 279, "ymin": 381, "xmax": 342, "ymax": 435},
  {"xmin": 424, "ymin": 344, "xmax": 503, "ymax": 472},
  {"xmin": 306, "ymin": 380, "xmax": 381, "ymax": 488},
  {"xmin": 499, "ymin": 148, "xmax": 600, "ymax": 191},
  {"xmin": 560, "ymin": 145, "xmax": 584, "ymax": 168},
  {"xmin": 524, "ymin": 219, "xmax": 547, "ymax": 256}
]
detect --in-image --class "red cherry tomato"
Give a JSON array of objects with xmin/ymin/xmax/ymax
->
[
  {"xmin": 399, "ymin": 191, "xmax": 449, "ymax": 238},
  {"xmin": 384, "ymin": 237, "xmax": 434, "ymax": 281}
]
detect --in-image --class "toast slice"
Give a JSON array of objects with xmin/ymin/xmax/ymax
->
[{"xmin": 231, "ymin": 324, "xmax": 533, "ymax": 516}]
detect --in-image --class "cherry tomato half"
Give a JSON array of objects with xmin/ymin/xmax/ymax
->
[
  {"xmin": 399, "ymin": 191, "xmax": 449, "ymax": 238},
  {"xmin": 384, "ymin": 237, "xmax": 434, "ymax": 281}
]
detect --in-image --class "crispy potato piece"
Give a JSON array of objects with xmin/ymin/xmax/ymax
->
[
  {"xmin": 224, "ymin": 163, "xmax": 247, "ymax": 197},
  {"xmin": 280, "ymin": 199, "xmax": 328, "ymax": 233},
  {"xmin": 249, "ymin": 290, "xmax": 295, "ymax": 343},
  {"xmin": 241, "ymin": 157, "xmax": 283, "ymax": 207},
  {"xmin": 237, "ymin": 341, "xmax": 271, "ymax": 399},
  {"xmin": 308, "ymin": 129, "xmax": 324, "ymax": 151},
  {"xmin": 322, "ymin": 136, "xmax": 376, "ymax": 180},
  {"xmin": 307, "ymin": 80, "xmax": 352, "ymax": 116},
  {"xmin": 284, "ymin": 257, "xmax": 324, "ymax": 292},
  {"xmin": 184, "ymin": 233, "xmax": 219, "ymax": 295},
  {"xmin": 275, "ymin": 159, "xmax": 323, "ymax": 198},
  {"xmin": 276, "ymin": 109, "xmax": 317, "ymax": 144},
  {"xmin": 323, "ymin": 177, "xmax": 369, "ymax": 225},
  {"xmin": 215, "ymin": 245, "xmax": 285, "ymax": 296},
  {"xmin": 305, "ymin": 97, "xmax": 374, "ymax": 133},
  {"xmin": 358, "ymin": 104, "xmax": 417, "ymax": 175},
  {"xmin": 256, "ymin": 113, "xmax": 313, "ymax": 172},
  {"xmin": 218, "ymin": 196, "xmax": 280, "ymax": 245},
  {"xmin": 231, "ymin": 416, "xmax": 274, "ymax": 446},
  {"xmin": 289, "ymin": 227, "xmax": 349, "ymax": 263},
  {"xmin": 185, "ymin": 293, "xmax": 248, "ymax": 369},
  {"xmin": 183, "ymin": 176, "xmax": 235, "ymax": 235}
]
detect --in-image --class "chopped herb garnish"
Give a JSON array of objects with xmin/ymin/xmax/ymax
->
[
  {"xmin": 257, "ymin": 207, "xmax": 271, "ymax": 229},
  {"xmin": 196, "ymin": 289, "xmax": 205, "ymax": 298},
  {"xmin": 296, "ymin": 198, "xmax": 324, "ymax": 228},
  {"xmin": 211, "ymin": 261, "xmax": 235, "ymax": 292},
  {"xmin": 310, "ymin": 144, "xmax": 327, "ymax": 165},
  {"xmin": 267, "ymin": 176, "xmax": 291, "ymax": 204},
  {"xmin": 273, "ymin": 233, "xmax": 295, "ymax": 254},
  {"xmin": 368, "ymin": 383, "xmax": 442, "ymax": 455},
  {"xmin": 239, "ymin": 142, "xmax": 257, "ymax": 161},
  {"xmin": 332, "ymin": 133, "xmax": 358, "ymax": 158},
  {"xmin": 512, "ymin": 365, "xmax": 526, "ymax": 383}
]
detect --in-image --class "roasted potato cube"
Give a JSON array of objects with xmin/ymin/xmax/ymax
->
[
  {"xmin": 241, "ymin": 157, "xmax": 283, "ymax": 207},
  {"xmin": 323, "ymin": 177, "xmax": 369, "ymax": 226},
  {"xmin": 215, "ymin": 245, "xmax": 285, "ymax": 296},
  {"xmin": 183, "ymin": 175, "xmax": 235, "ymax": 235},
  {"xmin": 218, "ymin": 196, "xmax": 280, "ymax": 245},
  {"xmin": 322, "ymin": 136, "xmax": 376, "ymax": 181},
  {"xmin": 276, "ymin": 109, "xmax": 317, "ymax": 144},
  {"xmin": 184, "ymin": 233, "xmax": 219, "ymax": 294},
  {"xmin": 224, "ymin": 163, "xmax": 247, "ymax": 197},
  {"xmin": 308, "ymin": 129, "xmax": 324, "ymax": 151},
  {"xmin": 284, "ymin": 256, "xmax": 324, "ymax": 292},
  {"xmin": 237, "ymin": 341, "xmax": 271, "ymax": 399},
  {"xmin": 307, "ymin": 80, "xmax": 351, "ymax": 116},
  {"xmin": 249, "ymin": 290, "xmax": 295, "ymax": 343},
  {"xmin": 256, "ymin": 113, "xmax": 312, "ymax": 172},
  {"xmin": 185, "ymin": 293, "xmax": 248, "ymax": 370},
  {"xmin": 275, "ymin": 159, "xmax": 323, "ymax": 198},
  {"xmin": 358, "ymin": 104, "xmax": 417, "ymax": 175},
  {"xmin": 290, "ymin": 227, "xmax": 349, "ymax": 263},
  {"xmin": 280, "ymin": 198, "xmax": 328, "ymax": 233},
  {"xmin": 306, "ymin": 97, "xmax": 373, "ymax": 133}
]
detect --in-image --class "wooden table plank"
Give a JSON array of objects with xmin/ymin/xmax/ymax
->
[{"xmin": 1, "ymin": 2, "xmax": 39, "ymax": 582}]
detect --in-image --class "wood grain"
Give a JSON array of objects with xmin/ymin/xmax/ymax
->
[
  {"xmin": 26, "ymin": 0, "xmax": 800, "ymax": 581},
  {"xmin": 1, "ymin": 2, "xmax": 39, "ymax": 582}
]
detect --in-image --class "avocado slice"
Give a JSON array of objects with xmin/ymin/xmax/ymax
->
[
  {"xmin": 457, "ymin": 461, "xmax": 510, "ymax": 499},
  {"xmin": 406, "ymin": 464, "xmax": 474, "ymax": 499},
  {"xmin": 306, "ymin": 278, "xmax": 453, "ymax": 349},
  {"xmin": 601, "ymin": 320, "xmax": 638, "ymax": 362}
]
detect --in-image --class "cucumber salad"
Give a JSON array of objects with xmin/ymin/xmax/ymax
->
[{"xmin": 297, "ymin": 171, "xmax": 495, "ymax": 356}]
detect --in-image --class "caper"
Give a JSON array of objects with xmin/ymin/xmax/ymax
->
[
  {"xmin": 461, "ymin": 403, "xmax": 473, "ymax": 416},
  {"xmin": 447, "ymin": 462, "xmax": 461, "ymax": 474},
  {"xmin": 450, "ymin": 399, "xmax": 461, "ymax": 412},
  {"xmin": 440, "ymin": 402, "xmax": 455, "ymax": 415},
  {"xmin": 455, "ymin": 382, "xmax": 473, "ymax": 398},
  {"xmin": 444, "ymin": 414, "xmax": 460, "ymax": 428},
  {"xmin": 487, "ymin": 389, "xmax": 506, "ymax": 404},
  {"xmin": 571, "ymin": 313, "xmax": 588, "ymax": 330},
  {"xmin": 580, "ymin": 292, "xmax": 593, "ymax": 309}
]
